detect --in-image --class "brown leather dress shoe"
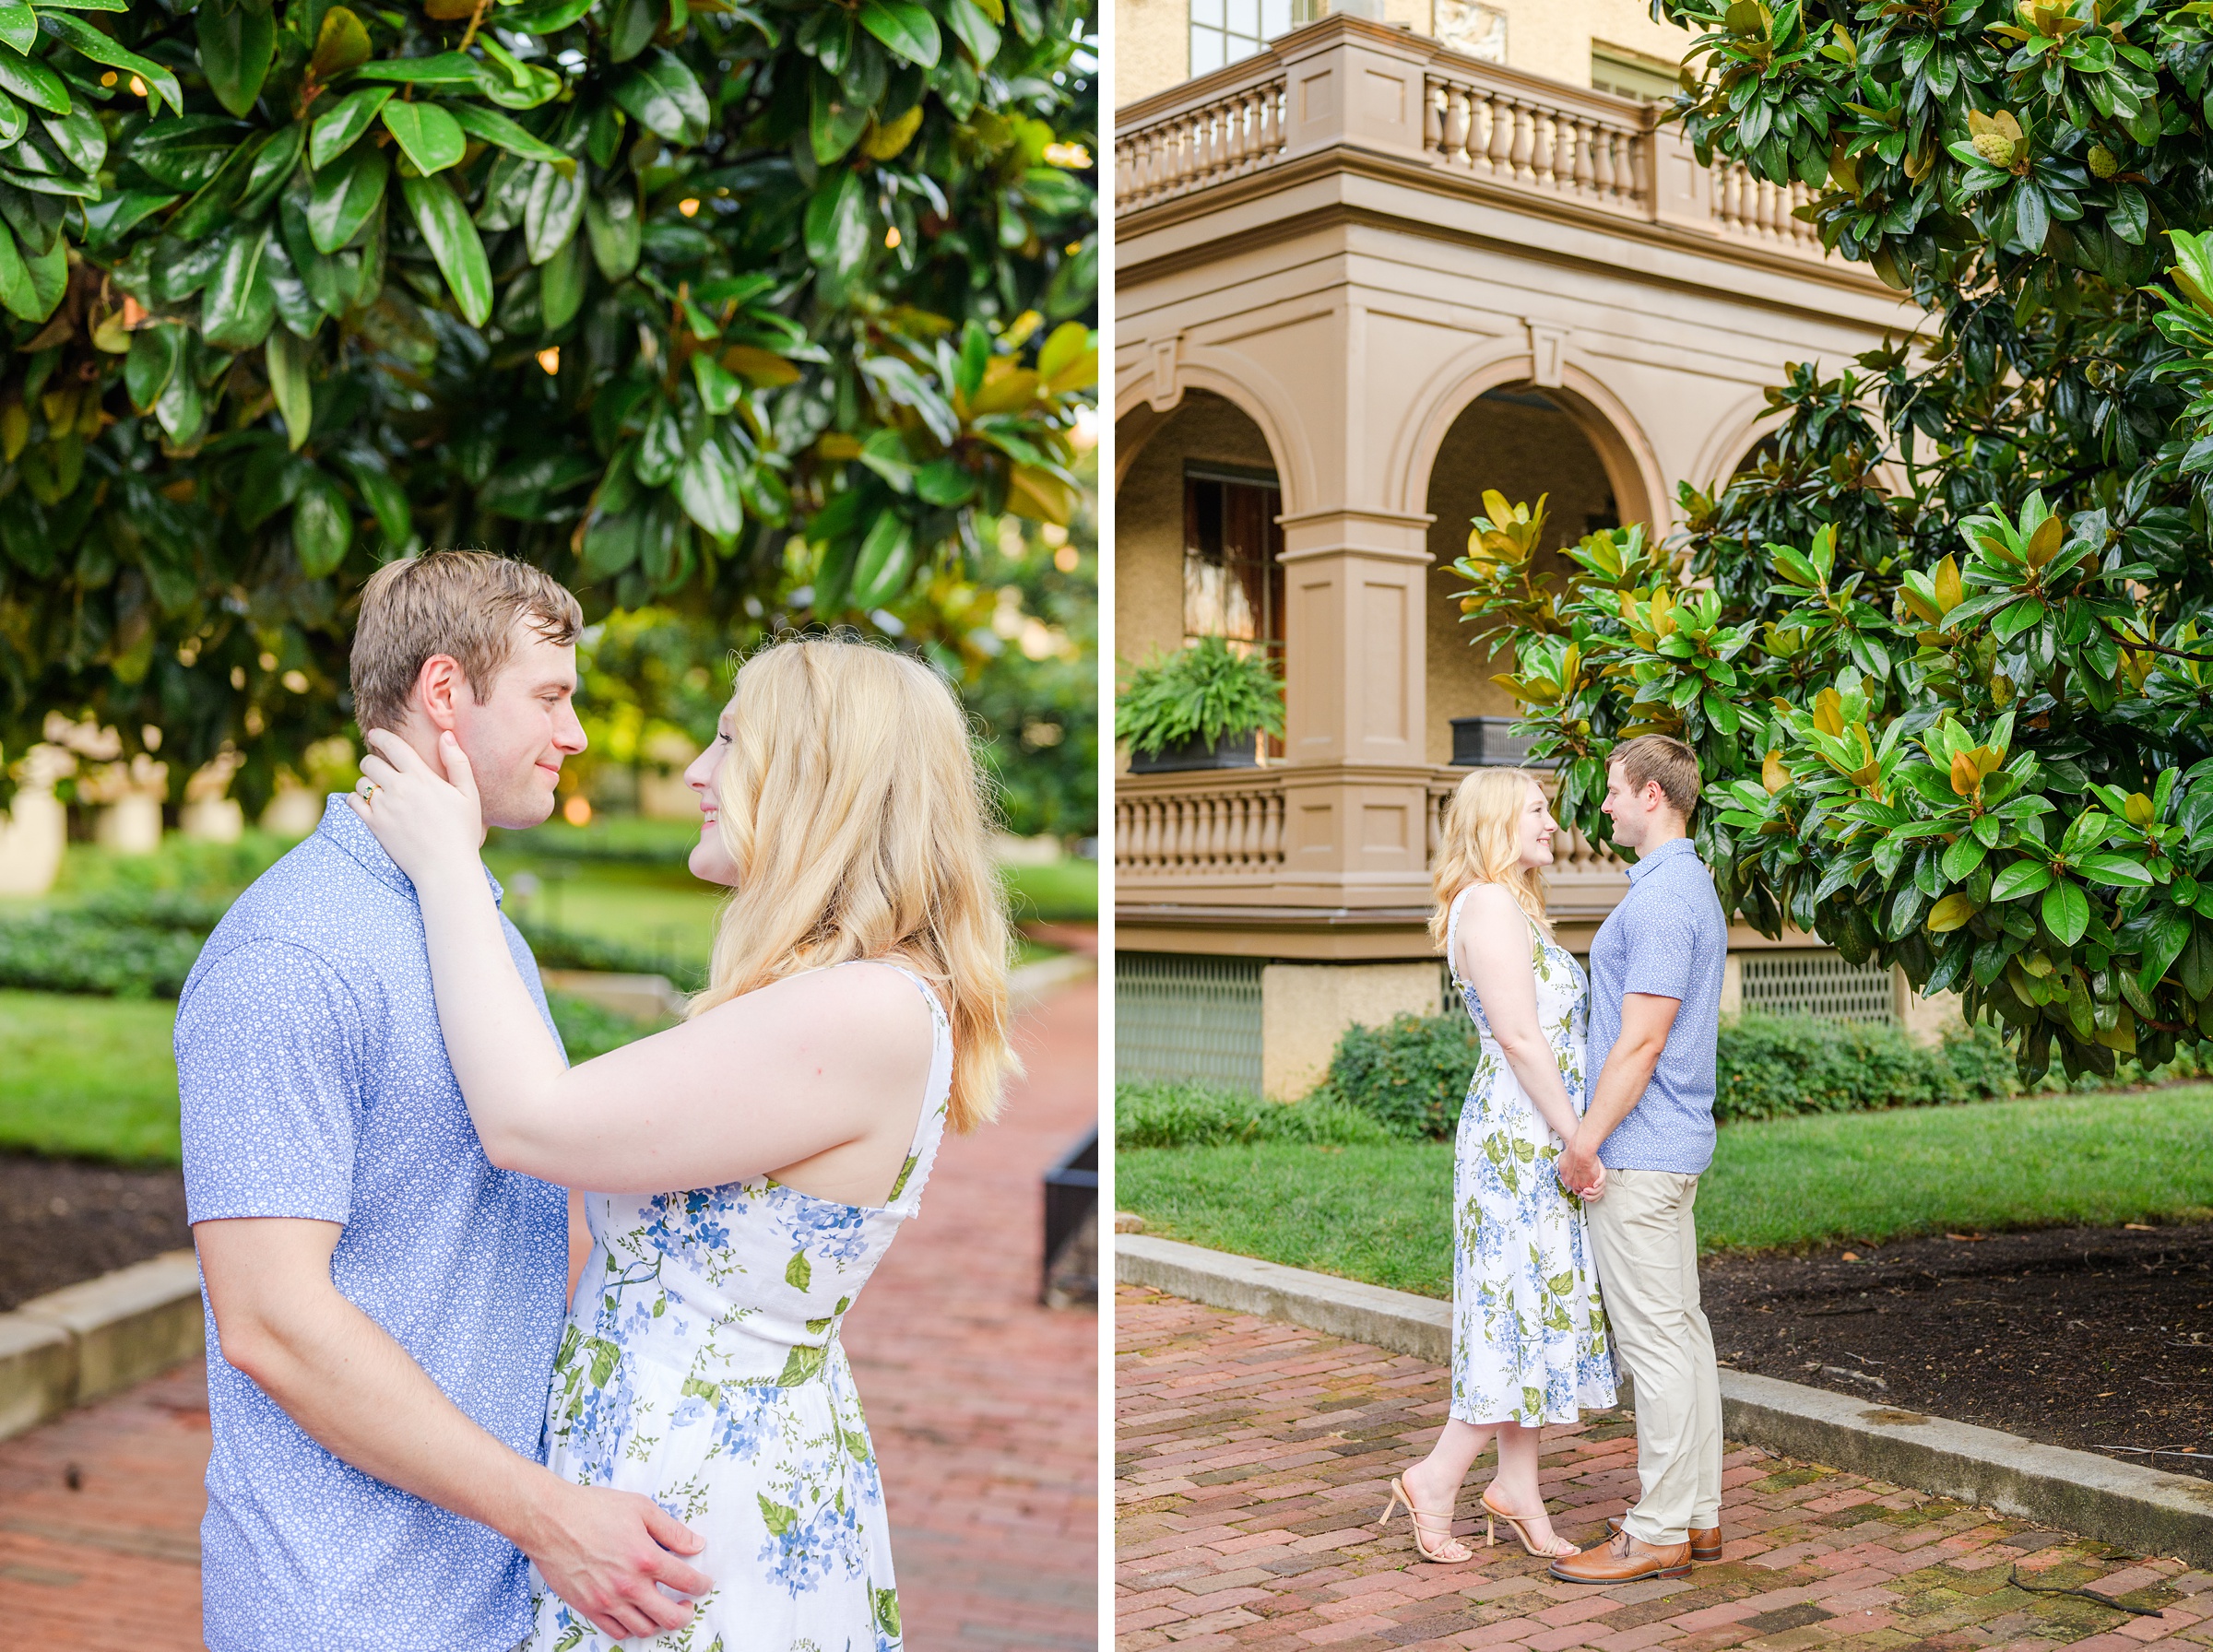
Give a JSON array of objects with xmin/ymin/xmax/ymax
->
[
  {"xmin": 1606, "ymin": 1513, "xmax": 1722, "ymax": 1562},
  {"xmin": 1549, "ymin": 1529, "xmax": 1694, "ymax": 1584}
]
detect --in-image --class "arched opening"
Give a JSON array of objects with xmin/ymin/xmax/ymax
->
[
  {"xmin": 1420, "ymin": 384, "xmax": 1624, "ymax": 766},
  {"xmin": 1115, "ymin": 387, "xmax": 1287, "ymax": 722}
]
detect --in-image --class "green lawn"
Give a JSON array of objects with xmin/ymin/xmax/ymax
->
[
  {"xmin": 0, "ymin": 992, "xmax": 183, "ymax": 1163},
  {"xmin": 1118, "ymin": 1087, "xmax": 2213, "ymax": 1293},
  {"xmin": 0, "ymin": 985, "xmax": 669, "ymax": 1166}
]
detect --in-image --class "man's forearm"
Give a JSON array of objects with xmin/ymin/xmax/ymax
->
[
  {"xmin": 227, "ymin": 1286, "xmax": 553, "ymax": 1547},
  {"xmin": 1579, "ymin": 1038, "xmax": 1663, "ymax": 1153}
]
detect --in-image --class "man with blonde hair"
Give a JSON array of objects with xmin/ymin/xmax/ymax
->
[
  {"xmin": 1551, "ymin": 733, "xmax": 1729, "ymax": 1586},
  {"xmin": 178, "ymin": 552, "xmax": 712, "ymax": 1650}
]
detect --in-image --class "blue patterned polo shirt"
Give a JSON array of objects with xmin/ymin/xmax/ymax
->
[
  {"xmin": 1587, "ymin": 834, "xmax": 1728, "ymax": 1174},
  {"xmin": 177, "ymin": 796, "xmax": 570, "ymax": 1652}
]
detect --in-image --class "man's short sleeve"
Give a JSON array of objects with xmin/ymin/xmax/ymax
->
[
  {"xmin": 178, "ymin": 940, "xmax": 363, "ymax": 1225},
  {"xmin": 1620, "ymin": 879, "xmax": 1697, "ymax": 1004}
]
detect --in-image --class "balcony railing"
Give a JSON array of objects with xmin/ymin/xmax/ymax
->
[
  {"xmin": 1115, "ymin": 18, "xmax": 1828, "ymax": 265},
  {"xmin": 1117, "ymin": 769, "xmax": 1289, "ymax": 882},
  {"xmin": 1117, "ymin": 763, "xmax": 1630, "ymax": 914}
]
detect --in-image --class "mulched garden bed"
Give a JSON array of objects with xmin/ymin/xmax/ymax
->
[
  {"xmin": 0, "ymin": 1152, "xmax": 191, "ymax": 1313},
  {"xmin": 1702, "ymin": 1221, "xmax": 2213, "ymax": 1483}
]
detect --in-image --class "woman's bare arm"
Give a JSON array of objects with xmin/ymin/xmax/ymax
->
[
  {"xmin": 1453, "ymin": 884, "xmax": 1584, "ymax": 1146},
  {"xmin": 352, "ymin": 732, "xmax": 932, "ymax": 1195}
]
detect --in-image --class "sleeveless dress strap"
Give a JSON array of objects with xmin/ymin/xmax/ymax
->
[{"xmin": 845, "ymin": 959, "xmax": 955, "ymax": 1214}]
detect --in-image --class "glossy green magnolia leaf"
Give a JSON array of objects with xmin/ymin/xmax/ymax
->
[
  {"xmin": 132, "ymin": 116, "xmax": 243, "ymax": 192},
  {"xmin": 291, "ymin": 471, "xmax": 352, "ymax": 576},
  {"xmin": 609, "ymin": 50, "xmax": 708, "ymax": 145},
  {"xmin": 0, "ymin": 217, "xmax": 41, "ymax": 320},
  {"xmin": 0, "ymin": 8, "xmax": 31, "ymax": 54},
  {"xmin": 309, "ymin": 86, "xmax": 393, "ymax": 168},
  {"xmin": 265, "ymin": 324, "xmax": 314, "ymax": 450},
  {"xmin": 238, "ymin": 120, "xmax": 303, "ymax": 218},
  {"xmin": 0, "ymin": 87, "xmax": 26, "ymax": 144},
  {"xmin": 524, "ymin": 159, "xmax": 586, "ymax": 264},
  {"xmin": 858, "ymin": 0, "xmax": 941, "ymax": 67},
  {"xmin": 851, "ymin": 510, "xmax": 914, "ymax": 607},
  {"xmin": 400, "ymin": 171, "xmax": 491, "ymax": 325},
  {"xmin": 692, "ymin": 352, "xmax": 741, "ymax": 416},
  {"xmin": 306, "ymin": 142, "xmax": 387, "ymax": 253},
  {"xmin": 202, "ymin": 221, "xmax": 277, "ymax": 349},
  {"xmin": 942, "ymin": 0, "xmax": 1000, "ymax": 65},
  {"xmin": 332, "ymin": 452, "xmax": 409, "ymax": 544},
  {"xmin": 124, "ymin": 322, "xmax": 180, "ymax": 411},
  {"xmin": 583, "ymin": 183, "xmax": 640, "ymax": 279},
  {"xmin": 1991, "ymin": 859, "xmax": 2053, "ymax": 902},
  {"xmin": 38, "ymin": 102, "xmax": 104, "ymax": 175},
  {"xmin": 499, "ymin": 0, "xmax": 597, "ymax": 32},
  {"xmin": 538, "ymin": 230, "xmax": 586, "ymax": 330},
  {"xmin": 2042, "ymin": 879, "xmax": 2090, "ymax": 946},
  {"xmin": 0, "ymin": 44, "xmax": 73, "ymax": 114},
  {"xmin": 41, "ymin": 14, "xmax": 183, "ymax": 114},
  {"xmin": 170, "ymin": 133, "xmax": 264, "ymax": 240},
  {"xmin": 467, "ymin": 39, "xmax": 562, "ymax": 109},
  {"xmin": 380, "ymin": 100, "xmax": 466, "ymax": 174},
  {"xmin": 676, "ymin": 431, "xmax": 742, "ymax": 545},
  {"xmin": 262, "ymin": 232, "xmax": 320, "ymax": 338},
  {"xmin": 606, "ymin": 0, "xmax": 660, "ymax": 61},
  {"xmin": 442, "ymin": 100, "xmax": 574, "ymax": 171},
  {"xmin": 803, "ymin": 168, "xmax": 870, "ymax": 283},
  {"xmin": 352, "ymin": 52, "xmax": 477, "ymax": 85},
  {"xmin": 309, "ymin": 6, "xmax": 372, "ymax": 78},
  {"xmin": 197, "ymin": 0, "xmax": 276, "ymax": 117}
]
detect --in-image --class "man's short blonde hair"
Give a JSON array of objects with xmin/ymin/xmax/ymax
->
[
  {"xmin": 349, "ymin": 551, "xmax": 583, "ymax": 733},
  {"xmin": 1610, "ymin": 733, "xmax": 1702, "ymax": 819}
]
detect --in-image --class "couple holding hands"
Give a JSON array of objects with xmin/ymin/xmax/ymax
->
[{"xmin": 1380, "ymin": 736, "xmax": 1729, "ymax": 1583}]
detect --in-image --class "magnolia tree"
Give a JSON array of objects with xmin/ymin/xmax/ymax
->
[
  {"xmin": 0, "ymin": 0, "xmax": 1096, "ymax": 809},
  {"xmin": 1457, "ymin": 0, "xmax": 2213, "ymax": 1083}
]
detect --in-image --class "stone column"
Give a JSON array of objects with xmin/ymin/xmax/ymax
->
[{"xmin": 0, "ymin": 746, "xmax": 73, "ymax": 897}]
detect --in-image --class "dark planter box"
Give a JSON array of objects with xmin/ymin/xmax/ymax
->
[
  {"xmin": 1450, "ymin": 715, "xmax": 1554, "ymax": 769},
  {"xmin": 1042, "ymin": 1127, "xmax": 1097, "ymax": 1304},
  {"xmin": 1127, "ymin": 730, "xmax": 1262, "ymax": 773}
]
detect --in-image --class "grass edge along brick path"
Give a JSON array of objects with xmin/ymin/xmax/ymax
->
[
  {"xmin": 1115, "ymin": 1284, "xmax": 2212, "ymax": 1652},
  {"xmin": 1117, "ymin": 1086, "xmax": 2213, "ymax": 1298}
]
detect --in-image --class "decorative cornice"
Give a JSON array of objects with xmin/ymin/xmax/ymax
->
[{"xmin": 1117, "ymin": 145, "xmax": 1903, "ymax": 314}]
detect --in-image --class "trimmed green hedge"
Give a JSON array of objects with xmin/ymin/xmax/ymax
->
[
  {"xmin": 1300, "ymin": 1009, "xmax": 2041, "ymax": 1141},
  {"xmin": 1116, "ymin": 1080, "xmax": 1394, "ymax": 1150}
]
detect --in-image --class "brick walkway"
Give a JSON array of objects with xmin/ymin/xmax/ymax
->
[
  {"xmin": 0, "ymin": 982, "xmax": 1099, "ymax": 1652},
  {"xmin": 1118, "ymin": 1287, "xmax": 2210, "ymax": 1652}
]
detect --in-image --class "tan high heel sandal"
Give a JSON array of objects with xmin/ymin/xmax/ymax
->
[
  {"xmin": 1376, "ymin": 1475, "xmax": 1473, "ymax": 1564},
  {"xmin": 1481, "ymin": 1490, "xmax": 1579, "ymax": 1559}
]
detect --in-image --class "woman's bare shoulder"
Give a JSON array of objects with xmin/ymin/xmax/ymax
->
[{"xmin": 1453, "ymin": 880, "xmax": 1523, "ymax": 921}]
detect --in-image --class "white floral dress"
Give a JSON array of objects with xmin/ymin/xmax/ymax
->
[
  {"xmin": 525, "ymin": 962, "xmax": 951, "ymax": 1652},
  {"xmin": 1445, "ymin": 887, "xmax": 1615, "ymax": 1426}
]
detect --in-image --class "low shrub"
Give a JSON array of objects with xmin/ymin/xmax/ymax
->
[
  {"xmin": 1712, "ymin": 1015, "xmax": 2012, "ymax": 1122},
  {"xmin": 1116, "ymin": 1080, "xmax": 1395, "ymax": 1150},
  {"xmin": 0, "ymin": 909, "xmax": 208, "ymax": 998},
  {"xmin": 516, "ymin": 923, "xmax": 704, "ymax": 991},
  {"xmin": 1310, "ymin": 1014, "xmax": 1481, "ymax": 1140},
  {"xmin": 1308, "ymin": 1009, "xmax": 2036, "ymax": 1139},
  {"xmin": 488, "ymin": 817, "xmax": 701, "ymax": 867}
]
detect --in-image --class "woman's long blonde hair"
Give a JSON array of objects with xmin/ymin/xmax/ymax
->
[
  {"xmin": 688, "ymin": 633, "xmax": 1017, "ymax": 1133},
  {"xmin": 1429, "ymin": 766, "xmax": 1552, "ymax": 949}
]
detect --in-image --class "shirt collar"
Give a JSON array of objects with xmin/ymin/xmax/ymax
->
[
  {"xmin": 1625, "ymin": 834, "xmax": 1697, "ymax": 885},
  {"xmin": 314, "ymin": 794, "xmax": 504, "ymax": 906}
]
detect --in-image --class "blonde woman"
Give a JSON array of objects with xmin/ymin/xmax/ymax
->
[
  {"xmin": 1379, "ymin": 767, "xmax": 1615, "ymax": 1564},
  {"xmin": 350, "ymin": 634, "xmax": 1014, "ymax": 1651}
]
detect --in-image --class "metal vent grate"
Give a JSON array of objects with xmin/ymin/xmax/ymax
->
[
  {"xmin": 1739, "ymin": 950, "xmax": 1896, "ymax": 1023},
  {"xmin": 1115, "ymin": 951, "xmax": 1264, "ymax": 1092}
]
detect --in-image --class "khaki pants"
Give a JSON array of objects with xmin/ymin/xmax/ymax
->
[{"xmin": 1584, "ymin": 1166, "xmax": 1722, "ymax": 1545}]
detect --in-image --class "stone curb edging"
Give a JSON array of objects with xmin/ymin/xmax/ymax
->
[
  {"xmin": 1116, "ymin": 1233, "xmax": 2213, "ymax": 1567},
  {"xmin": 0, "ymin": 1249, "xmax": 204, "ymax": 1443},
  {"xmin": 1011, "ymin": 950, "xmax": 1096, "ymax": 1009}
]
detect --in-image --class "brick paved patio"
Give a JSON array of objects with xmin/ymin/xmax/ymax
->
[
  {"xmin": 0, "ymin": 981, "xmax": 1099, "ymax": 1652},
  {"xmin": 1117, "ymin": 1286, "xmax": 2210, "ymax": 1652}
]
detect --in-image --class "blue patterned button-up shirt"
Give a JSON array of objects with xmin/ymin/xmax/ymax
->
[
  {"xmin": 177, "ymin": 796, "xmax": 569, "ymax": 1652},
  {"xmin": 1587, "ymin": 834, "xmax": 1728, "ymax": 1174}
]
